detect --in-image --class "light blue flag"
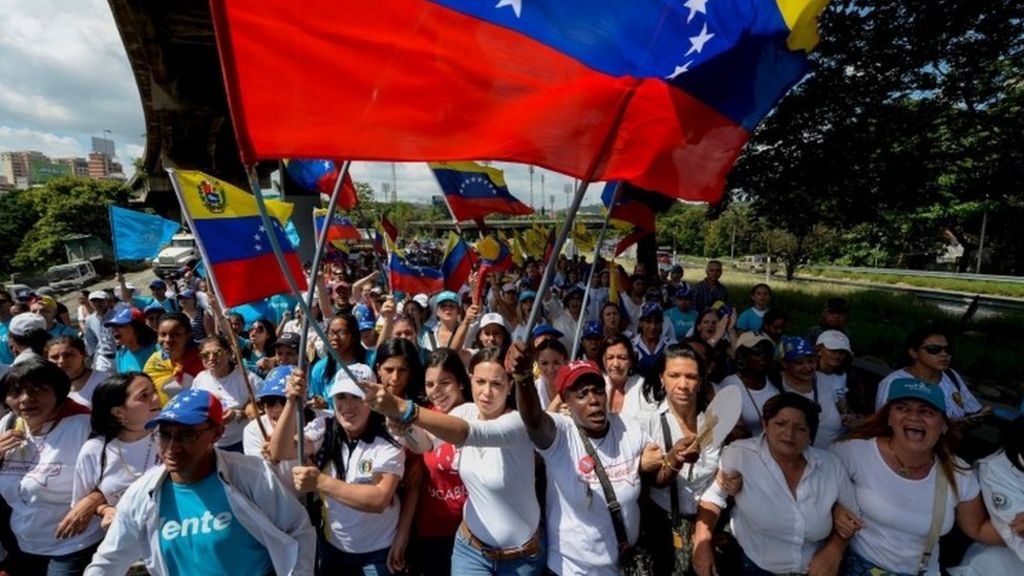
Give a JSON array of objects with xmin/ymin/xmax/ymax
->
[
  {"xmin": 109, "ymin": 205, "xmax": 181, "ymax": 261},
  {"xmin": 285, "ymin": 220, "xmax": 301, "ymax": 248}
]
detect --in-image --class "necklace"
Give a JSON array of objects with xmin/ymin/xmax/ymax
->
[{"xmin": 888, "ymin": 438, "xmax": 933, "ymax": 478}]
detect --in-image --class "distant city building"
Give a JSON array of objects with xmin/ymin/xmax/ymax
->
[
  {"xmin": 92, "ymin": 136, "xmax": 116, "ymax": 158},
  {"xmin": 0, "ymin": 147, "xmax": 125, "ymax": 186},
  {"xmin": 87, "ymin": 152, "xmax": 124, "ymax": 180},
  {"xmin": 55, "ymin": 157, "xmax": 90, "ymax": 178}
]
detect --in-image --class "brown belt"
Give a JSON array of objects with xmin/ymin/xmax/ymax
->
[{"xmin": 458, "ymin": 521, "xmax": 541, "ymax": 561}]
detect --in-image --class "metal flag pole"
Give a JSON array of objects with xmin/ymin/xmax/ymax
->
[
  {"xmin": 570, "ymin": 181, "xmax": 623, "ymax": 359},
  {"xmin": 295, "ymin": 160, "xmax": 351, "ymax": 463},
  {"xmin": 244, "ymin": 165, "xmax": 360, "ymax": 384},
  {"xmin": 522, "ymin": 87, "xmax": 638, "ymax": 340}
]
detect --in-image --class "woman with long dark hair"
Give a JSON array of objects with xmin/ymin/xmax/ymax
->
[
  {"xmin": 271, "ymin": 363, "xmax": 404, "ymax": 574},
  {"xmin": 46, "ymin": 335, "xmax": 109, "ymax": 407},
  {"xmin": 243, "ymin": 318, "xmax": 277, "ymax": 377},
  {"xmin": 308, "ymin": 313, "xmax": 368, "ymax": 409},
  {"xmin": 70, "ymin": 372, "xmax": 162, "ymax": 529},
  {"xmin": 374, "ymin": 338, "xmax": 425, "ymax": 404}
]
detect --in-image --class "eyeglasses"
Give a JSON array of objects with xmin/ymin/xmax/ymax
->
[
  {"xmin": 920, "ymin": 344, "xmax": 953, "ymax": 355},
  {"xmin": 200, "ymin": 350, "xmax": 226, "ymax": 360},
  {"xmin": 260, "ymin": 397, "xmax": 287, "ymax": 408},
  {"xmin": 250, "ymin": 326, "xmax": 266, "ymax": 333},
  {"xmin": 157, "ymin": 426, "xmax": 213, "ymax": 444}
]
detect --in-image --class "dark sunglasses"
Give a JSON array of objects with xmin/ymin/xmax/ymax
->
[
  {"xmin": 920, "ymin": 344, "xmax": 953, "ymax": 355},
  {"xmin": 260, "ymin": 397, "xmax": 287, "ymax": 408}
]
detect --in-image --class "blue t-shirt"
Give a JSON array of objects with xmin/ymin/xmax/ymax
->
[
  {"xmin": 49, "ymin": 322, "xmax": 80, "ymax": 339},
  {"xmin": 0, "ymin": 320, "xmax": 13, "ymax": 364},
  {"xmin": 116, "ymin": 344, "xmax": 159, "ymax": 374},
  {"xmin": 158, "ymin": 473, "xmax": 272, "ymax": 576},
  {"xmin": 735, "ymin": 307, "xmax": 768, "ymax": 333},
  {"xmin": 309, "ymin": 351, "xmax": 376, "ymax": 410},
  {"xmin": 664, "ymin": 308, "xmax": 697, "ymax": 340}
]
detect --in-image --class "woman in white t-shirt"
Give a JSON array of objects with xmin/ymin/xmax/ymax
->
[
  {"xmin": 695, "ymin": 393, "xmax": 856, "ymax": 576},
  {"xmin": 0, "ymin": 360, "xmax": 102, "ymax": 574},
  {"xmin": 832, "ymin": 377, "xmax": 1004, "ymax": 575},
  {"xmin": 534, "ymin": 338, "xmax": 568, "ymax": 410},
  {"xmin": 772, "ymin": 336, "xmax": 844, "ymax": 448},
  {"xmin": 71, "ymin": 372, "xmax": 162, "ymax": 529},
  {"xmin": 601, "ymin": 335, "xmax": 649, "ymax": 421},
  {"xmin": 640, "ymin": 346, "xmax": 721, "ymax": 575},
  {"xmin": 191, "ymin": 335, "xmax": 261, "ymax": 452},
  {"xmin": 45, "ymin": 336, "xmax": 110, "ymax": 408},
  {"xmin": 715, "ymin": 331, "xmax": 777, "ymax": 437},
  {"xmin": 361, "ymin": 347, "xmax": 545, "ymax": 575},
  {"xmin": 951, "ymin": 416, "xmax": 1024, "ymax": 575},
  {"xmin": 271, "ymin": 363, "xmax": 404, "ymax": 575}
]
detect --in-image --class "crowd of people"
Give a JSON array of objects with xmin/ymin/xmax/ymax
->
[{"xmin": 0, "ymin": 252, "xmax": 1022, "ymax": 576}]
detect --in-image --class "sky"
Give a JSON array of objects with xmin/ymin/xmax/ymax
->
[{"xmin": 0, "ymin": 0, "xmax": 599, "ymax": 207}]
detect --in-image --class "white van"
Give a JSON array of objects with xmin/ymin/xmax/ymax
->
[{"xmin": 46, "ymin": 261, "xmax": 98, "ymax": 293}]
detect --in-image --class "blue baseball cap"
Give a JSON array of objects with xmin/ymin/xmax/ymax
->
[
  {"xmin": 887, "ymin": 378, "xmax": 946, "ymax": 413},
  {"xmin": 257, "ymin": 366, "xmax": 292, "ymax": 400},
  {"xmin": 639, "ymin": 302, "xmax": 663, "ymax": 320},
  {"xmin": 435, "ymin": 291, "xmax": 459, "ymax": 306},
  {"xmin": 144, "ymin": 301, "xmax": 165, "ymax": 314},
  {"xmin": 145, "ymin": 389, "xmax": 224, "ymax": 430},
  {"xmin": 518, "ymin": 290, "xmax": 537, "ymax": 303},
  {"xmin": 149, "ymin": 279, "xmax": 167, "ymax": 289},
  {"xmin": 583, "ymin": 321, "xmax": 602, "ymax": 339},
  {"xmin": 531, "ymin": 324, "xmax": 564, "ymax": 340},
  {"xmin": 781, "ymin": 336, "xmax": 815, "ymax": 361},
  {"xmin": 177, "ymin": 289, "xmax": 196, "ymax": 300},
  {"xmin": 104, "ymin": 307, "xmax": 140, "ymax": 327},
  {"xmin": 358, "ymin": 319, "xmax": 376, "ymax": 332},
  {"xmin": 674, "ymin": 284, "xmax": 693, "ymax": 299}
]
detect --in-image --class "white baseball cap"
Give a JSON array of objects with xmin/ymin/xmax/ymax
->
[
  {"xmin": 479, "ymin": 312, "xmax": 508, "ymax": 331},
  {"xmin": 9, "ymin": 312, "xmax": 47, "ymax": 337},
  {"xmin": 327, "ymin": 363, "xmax": 376, "ymax": 399},
  {"xmin": 816, "ymin": 330, "xmax": 852, "ymax": 353}
]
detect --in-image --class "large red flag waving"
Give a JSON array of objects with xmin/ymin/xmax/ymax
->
[{"xmin": 211, "ymin": 0, "xmax": 827, "ymax": 203}]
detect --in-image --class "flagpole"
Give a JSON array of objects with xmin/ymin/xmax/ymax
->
[
  {"xmin": 108, "ymin": 205, "xmax": 120, "ymax": 275},
  {"xmin": 296, "ymin": 160, "xmax": 351, "ymax": 464},
  {"xmin": 165, "ymin": 168, "xmax": 267, "ymax": 438},
  {"xmin": 244, "ymin": 165, "xmax": 361, "ymax": 384},
  {"xmin": 570, "ymin": 181, "xmax": 623, "ymax": 359},
  {"xmin": 522, "ymin": 87, "xmax": 638, "ymax": 340}
]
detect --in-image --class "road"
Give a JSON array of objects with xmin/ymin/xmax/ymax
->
[{"xmin": 55, "ymin": 268, "xmax": 161, "ymax": 310}]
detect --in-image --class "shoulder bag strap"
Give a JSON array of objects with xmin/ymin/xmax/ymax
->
[
  {"xmin": 660, "ymin": 412, "xmax": 680, "ymax": 524},
  {"xmin": 576, "ymin": 425, "xmax": 630, "ymax": 550},
  {"xmin": 918, "ymin": 466, "xmax": 949, "ymax": 575}
]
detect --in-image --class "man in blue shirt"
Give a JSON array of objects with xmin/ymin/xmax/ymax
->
[
  {"xmin": 86, "ymin": 389, "xmax": 315, "ymax": 576},
  {"xmin": 0, "ymin": 291, "xmax": 14, "ymax": 364}
]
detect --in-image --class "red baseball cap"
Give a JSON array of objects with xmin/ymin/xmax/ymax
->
[{"xmin": 555, "ymin": 360, "xmax": 603, "ymax": 396}]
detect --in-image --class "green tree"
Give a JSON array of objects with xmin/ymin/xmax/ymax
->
[
  {"xmin": 12, "ymin": 178, "xmax": 129, "ymax": 271},
  {"xmin": 0, "ymin": 189, "xmax": 37, "ymax": 276}
]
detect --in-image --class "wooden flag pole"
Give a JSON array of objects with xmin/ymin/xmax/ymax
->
[{"xmin": 570, "ymin": 181, "xmax": 623, "ymax": 359}]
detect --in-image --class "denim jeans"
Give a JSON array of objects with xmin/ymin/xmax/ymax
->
[
  {"xmin": 450, "ymin": 529, "xmax": 546, "ymax": 576},
  {"xmin": 16, "ymin": 541, "xmax": 101, "ymax": 576},
  {"xmin": 317, "ymin": 535, "xmax": 391, "ymax": 576}
]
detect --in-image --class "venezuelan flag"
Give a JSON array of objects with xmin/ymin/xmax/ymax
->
[
  {"xmin": 211, "ymin": 0, "xmax": 829, "ymax": 203},
  {"xmin": 388, "ymin": 253, "xmax": 443, "ymax": 295},
  {"xmin": 168, "ymin": 169, "xmax": 306, "ymax": 307},
  {"xmin": 441, "ymin": 232, "xmax": 475, "ymax": 291},
  {"xmin": 429, "ymin": 162, "xmax": 533, "ymax": 222},
  {"xmin": 313, "ymin": 209, "xmax": 362, "ymax": 246},
  {"xmin": 283, "ymin": 159, "xmax": 358, "ymax": 210}
]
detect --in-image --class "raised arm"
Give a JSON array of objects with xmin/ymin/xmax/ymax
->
[
  {"xmin": 506, "ymin": 342, "xmax": 557, "ymax": 450},
  {"xmin": 268, "ymin": 369, "xmax": 314, "ymax": 463},
  {"xmin": 362, "ymin": 381, "xmax": 471, "ymax": 446}
]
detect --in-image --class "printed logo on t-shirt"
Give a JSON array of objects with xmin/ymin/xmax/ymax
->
[
  {"xmin": 433, "ymin": 444, "xmax": 460, "ymax": 473},
  {"xmin": 578, "ymin": 455, "xmax": 595, "ymax": 474},
  {"xmin": 991, "ymin": 492, "xmax": 1011, "ymax": 511},
  {"xmin": 358, "ymin": 459, "xmax": 373, "ymax": 475},
  {"xmin": 578, "ymin": 458, "xmax": 640, "ymax": 487},
  {"xmin": 428, "ymin": 484, "xmax": 467, "ymax": 502},
  {"xmin": 0, "ymin": 457, "xmax": 62, "ymax": 487},
  {"xmin": 161, "ymin": 511, "xmax": 233, "ymax": 541}
]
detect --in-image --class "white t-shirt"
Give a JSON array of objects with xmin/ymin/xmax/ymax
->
[
  {"xmin": 641, "ymin": 405, "xmax": 720, "ymax": 516},
  {"xmin": 782, "ymin": 374, "xmax": 844, "ymax": 448},
  {"xmin": 715, "ymin": 375, "xmax": 778, "ymax": 437},
  {"xmin": 819, "ymin": 371, "xmax": 848, "ymax": 400},
  {"xmin": 456, "ymin": 403, "xmax": 541, "ymax": 548},
  {"xmin": 540, "ymin": 413, "xmax": 650, "ymax": 576},
  {"xmin": 876, "ymin": 369, "xmax": 983, "ymax": 421},
  {"xmin": 974, "ymin": 451, "xmax": 1024, "ymax": 561},
  {"xmin": 0, "ymin": 413, "xmax": 104, "ymax": 555},
  {"xmin": 831, "ymin": 438, "xmax": 980, "ymax": 575},
  {"xmin": 610, "ymin": 374, "xmax": 656, "ymax": 424},
  {"xmin": 73, "ymin": 433, "xmax": 161, "ymax": 506},
  {"xmin": 68, "ymin": 370, "xmax": 111, "ymax": 408},
  {"xmin": 242, "ymin": 413, "xmax": 327, "ymax": 497},
  {"xmin": 322, "ymin": 430, "xmax": 405, "ymax": 553},
  {"xmin": 703, "ymin": 436, "xmax": 858, "ymax": 574},
  {"xmin": 191, "ymin": 368, "xmax": 263, "ymax": 447}
]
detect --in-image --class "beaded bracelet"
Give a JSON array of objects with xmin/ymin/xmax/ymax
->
[{"xmin": 399, "ymin": 400, "xmax": 416, "ymax": 424}]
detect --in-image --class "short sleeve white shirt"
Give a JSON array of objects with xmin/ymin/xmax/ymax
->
[
  {"xmin": 539, "ymin": 413, "xmax": 650, "ymax": 576},
  {"xmin": 640, "ymin": 404, "xmax": 720, "ymax": 516},
  {"xmin": 456, "ymin": 403, "xmax": 541, "ymax": 548},
  {"xmin": 242, "ymin": 413, "xmax": 326, "ymax": 498},
  {"xmin": 611, "ymin": 375, "xmax": 656, "ymax": 424},
  {"xmin": 975, "ymin": 452, "xmax": 1024, "ymax": 561},
  {"xmin": 0, "ymin": 413, "xmax": 104, "ymax": 555},
  {"xmin": 782, "ymin": 374, "xmax": 844, "ymax": 448},
  {"xmin": 702, "ymin": 436, "xmax": 859, "ymax": 574},
  {"xmin": 322, "ymin": 432, "xmax": 405, "ymax": 554},
  {"xmin": 73, "ymin": 433, "xmax": 161, "ymax": 506},
  {"xmin": 68, "ymin": 370, "xmax": 111, "ymax": 408},
  {"xmin": 831, "ymin": 438, "xmax": 980, "ymax": 575},
  {"xmin": 191, "ymin": 368, "xmax": 263, "ymax": 447},
  {"xmin": 715, "ymin": 375, "xmax": 778, "ymax": 437}
]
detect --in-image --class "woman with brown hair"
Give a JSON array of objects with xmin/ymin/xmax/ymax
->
[{"xmin": 832, "ymin": 378, "xmax": 1003, "ymax": 575}]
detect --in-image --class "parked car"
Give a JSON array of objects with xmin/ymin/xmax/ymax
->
[
  {"xmin": 2, "ymin": 283, "xmax": 34, "ymax": 302},
  {"xmin": 46, "ymin": 261, "xmax": 98, "ymax": 293},
  {"xmin": 735, "ymin": 255, "xmax": 767, "ymax": 273}
]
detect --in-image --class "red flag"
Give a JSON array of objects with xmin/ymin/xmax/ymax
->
[
  {"xmin": 380, "ymin": 216, "xmax": 398, "ymax": 244},
  {"xmin": 210, "ymin": 0, "xmax": 826, "ymax": 203}
]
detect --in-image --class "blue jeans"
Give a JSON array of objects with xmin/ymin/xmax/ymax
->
[
  {"xmin": 317, "ymin": 535, "xmax": 391, "ymax": 576},
  {"xmin": 17, "ymin": 541, "xmax": 100, "ymax": 576},
  {"xmin": 450, "ymin": 529, "xmax": 545, "ymax": 576}
]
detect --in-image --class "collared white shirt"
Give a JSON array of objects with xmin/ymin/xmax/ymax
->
[
  {"xmin": 703, "ymin": 436, "xmax": 858, "ymax": 574},
  {"xmin": 641, "ymin": 403, "xmax": 720, "ymax": 517}
]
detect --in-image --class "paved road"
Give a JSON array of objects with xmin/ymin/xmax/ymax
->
[{"xmin": 55, "ymin": 268, "xmax": 161, "ymax": 309}]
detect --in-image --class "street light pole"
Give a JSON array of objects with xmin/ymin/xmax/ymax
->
[{"xmin": 976, "ymin": 206, "xmax": 988, "ymax": 274}]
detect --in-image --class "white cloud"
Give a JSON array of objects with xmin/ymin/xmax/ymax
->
[{"xmin": 0, "ymin": 126, "xmax": 85, "ymax": 158}]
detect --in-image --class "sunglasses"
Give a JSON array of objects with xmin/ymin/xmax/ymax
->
[
  {"xmin": 920, "ymin": 344, "xmax": 953, "ymax": 355},
  {"xmin": 157, "ymin": 426, "xmax": 214, "ymax": 444},
  {"xmin": 260, "ymin": 397, "xmax": 287, "ymax": 408},
  {"xmin": 200, "ymin": 350, "xmax": 226, "ymax": 360}
]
